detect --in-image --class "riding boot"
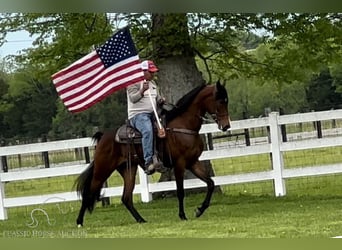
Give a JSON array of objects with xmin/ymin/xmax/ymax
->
[
  {"xmin": 152, "ymin": 154, "xmax": 168, "ymax": 173},
  {"xmin": 144, "ymin": 161, "xmax": 155, "ymax": 175}
]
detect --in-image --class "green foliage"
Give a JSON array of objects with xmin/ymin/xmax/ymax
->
[
  {"xmin": 0, "ymin": 13, "xmax": 124, "ymax": 141},
  {"xmin": 305, "ymin": 68, "xmax": 342, "ymax": 111},
  {"xmin": 0, "ymin": 13, "xmax": 113, "ymax": 75},
  {"xmin": 188, "ymin": 13, "xmax": 342, "ymax": 86},
  {"xmin": 0, "ymin": 70, "xmax": 57, "ymax": 140},
  {"xmin": 0, "ymin": 13, "xmax": 341, "ymax": 141},
  {"xmin": 330, "ymin": 63, "xmax": 342, "ymax": 94},
  {"xmin": 49, "ymin": 90, "xmax": 127, "ymax": 140}
]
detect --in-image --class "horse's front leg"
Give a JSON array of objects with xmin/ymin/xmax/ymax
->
[
  {"xmin": 189, "ymin": 161, "xmax": 215, "ymax": 218},
  {"xmin": 117, "ymin": 163, "xmax": 146, "ymax": 223},
  {"xmin": 174, "ymin": 164, "xmax": 187, "ymax": 220}
]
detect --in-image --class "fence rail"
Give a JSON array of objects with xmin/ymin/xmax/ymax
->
[{"xmin": 1, "ymin": 110, "xmax": 342, "ymax": 220}]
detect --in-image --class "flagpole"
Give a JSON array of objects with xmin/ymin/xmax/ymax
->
[{"xmin": 147, "ymin": 87, "xmax": 166, "ymax": 138}]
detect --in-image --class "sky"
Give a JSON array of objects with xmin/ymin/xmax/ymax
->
[{"xmin": 0, "ymin": 31, "xmax": 35, "ymax": 58}]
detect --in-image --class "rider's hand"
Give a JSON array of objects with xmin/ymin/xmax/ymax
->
[{"xmin": 140, "ymin": 82, "xmax": 149, "ymax": 96}]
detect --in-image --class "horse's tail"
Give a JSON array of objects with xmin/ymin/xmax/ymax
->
[
  {"xmin": 92, "ymin": 131, "xmax": 104, "ymax": 144},
  {"xmin": 74, "ymin": 161, "xmax": 98, "ymax": 213}
]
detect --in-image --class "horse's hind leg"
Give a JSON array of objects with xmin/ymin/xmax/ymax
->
[
  {"xmin": 117, "ymin": 163, "xmax": 146, "ymax": 223},
  {"xmin": 76, "ymin": 203, "xmax": 87, "ymax": 227},
  {"xmin": 189, "ymin": 161, "xmax": 215, "ymax": 218},
  {"xmin": 76, "ymin": 177, "xmax": 104, "ymax": 227},
  {"xmin": 174, "ymin": 164, "xmax": 187, "ymax": 220}
]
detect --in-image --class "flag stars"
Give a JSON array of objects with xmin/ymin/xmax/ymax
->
[{"xmin": 96, "ymin": 29, "xmax": 137, "ymax": 68}]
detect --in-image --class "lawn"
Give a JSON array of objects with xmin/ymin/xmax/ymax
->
[
  {"xmin": 1, "ymin": 136, "xmax": 342, "ymax": 238},
  {"xmin": 1, "ymin": 189, "xmax": 342, "ymax": 238}
]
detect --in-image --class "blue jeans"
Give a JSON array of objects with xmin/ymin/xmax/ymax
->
[{"xmin": 130, "ymin": 113, "xmax": 154, "ymax": 165}]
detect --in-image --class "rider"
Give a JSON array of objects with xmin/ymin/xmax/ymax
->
[{"xmin": 126, "ymin": 60, "xmax": 165, "ymax": 175}]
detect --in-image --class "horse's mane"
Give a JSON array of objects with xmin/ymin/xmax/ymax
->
[{"xmin": 165, "ymin": 84, "xmax": 207, "ymax": 123}]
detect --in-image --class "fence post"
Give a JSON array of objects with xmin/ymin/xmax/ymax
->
[
  {"xmin": 84, "ymin": 147, "xmax": 90, "ymax": 163},
  {"xmin": 82, "ymin": 131, "xmax": 90, "ymax": 163},
  {"xmin": 101, "ymin": 181, "xmax": 110, "ymax": 207},
  {"xmin": 1, "ymin": 156, "xmax": 8, "ymax": 173},
  {"xmin": 0, "ymin": 140, "xmax": 8, "ymax": 172},
  {"xmin": 316, "ymin": 121, "xmax": 322, "ymax": 138},
  {"xmin": 41, "ymin": 135, "xmax": 50, "ymax": 168},
  {"xmin": 206, "ymin": 133, "xmax": 214, "ymax": 150},
  {"xmin": 0, "ymin": 175, "xmax": 8, "ymax": 220},
  {"xmin": 138, "ymin": 166, "xmax": 152, "ymax": 202},
  {"xmin": 243, "ymin": 111, "xmax": 251, "ymax": 146},
  {"xmin": 279, "ymin": 108, "xmax": 287, "ymax": 142},
  {"xmin": 268, "ymin": 112, "xmax": 286, "ymax": 197},
  {"xmin": 0, "ymin": 141, "xmax": 8, "ymax": 219}
]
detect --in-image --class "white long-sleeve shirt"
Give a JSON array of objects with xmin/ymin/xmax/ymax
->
[{"xmin": 126, "ymin": 80, "xmax": 161, "ymax": 120}]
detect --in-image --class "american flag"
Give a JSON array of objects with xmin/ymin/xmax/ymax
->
[{"xmin": 52, "ymin": 27, "xmax": 144, "ymax": 113}]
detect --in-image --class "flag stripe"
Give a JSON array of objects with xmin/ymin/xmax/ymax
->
[
  {"xmin": 57, "ymin": 63, "xmax": 105, "ymax": 97},
  {"xmin": 54, "ymin": 59, "xmax": 104, "ymax": 92},
  {"xmin": 58, "ymin": 56, "xmax": 140, "ymax": 102},
  {"xmin": 67, "ymin": 72, "xmax": 144, "ymax": 112},
  {"xmin": 63, "ymin": 62, "xmax": 143, "ymax": 107},
  {"xmin": 52, "ymin": 51, "xmax": 99, "ymax": 81}
]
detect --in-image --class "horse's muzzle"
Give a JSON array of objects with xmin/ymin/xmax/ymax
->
[
  {"xmin": 218, "ymin": 122, "xmax": 230, "ymax": 131},
  {"xmin": 221, "ymin": 124, "xmax": 230, "ymax": 132},
  {"xmin": 216, "ymin": 114, "xmax": 230, "ymax": 131}
]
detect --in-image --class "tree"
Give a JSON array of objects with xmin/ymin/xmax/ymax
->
[
  {"xmin": 305, "ymin": 68, "xmax": 342, "ymax": 111},
  {"xmin": 49, "ymin": 90, "xmax": 127, "ymax": 139},
  {"xmin": 0, "ymin": 13, "xmax": 124, "ymax": 140},
  {"xmin": 0, "ymin": 69, "xmax": 57, "ymax": 142},
  {"xmin": 146, "ymin": 14, "xmax": 218, "ymax": 194},
  {"xmin": 0, "ymin": 72, "xmax": 9, "ymax": 141},
  {"xmin": 330, "ymin": 63, "xmax": 342, "ymax": 95},
  {"xmin": 0, "ymin": 13, "xmax": 341, "ymax": 141}
]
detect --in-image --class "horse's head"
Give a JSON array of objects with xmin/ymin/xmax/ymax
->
[{"xmin": 206, "ymin": 81, "xmax": 231, "ymax": 131}]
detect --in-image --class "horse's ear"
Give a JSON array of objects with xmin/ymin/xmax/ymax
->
[{"xmin": 216, "ymin": 80, "xmax": 221, "ymax": 87}]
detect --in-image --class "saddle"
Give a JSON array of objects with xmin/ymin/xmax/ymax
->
[
  {"xmin": 115, "ymin": 103, "xmax": 174, "ymax": 144},
  {"xmin": 115, "ymin": 124, "xmax": 143, "ymax": 144}
]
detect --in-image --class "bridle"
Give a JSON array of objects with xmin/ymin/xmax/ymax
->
[{"xmin": 209, "ymin": 111, "xmax": 229, "ymax": 123}]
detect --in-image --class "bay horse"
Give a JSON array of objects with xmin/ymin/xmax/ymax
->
[{"xmin": 75, "ymin": 80, "xmax": 230, "ymax": 226}]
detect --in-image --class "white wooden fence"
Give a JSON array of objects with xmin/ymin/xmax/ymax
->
[{"xmin": 0, "ymin": 110, "xmax": 342, "ymax": 220}]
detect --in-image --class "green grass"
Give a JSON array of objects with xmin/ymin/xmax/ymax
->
[
  {"xmin": 211, "ymin": 146, "xmax": 342, "ymax": 176},
  {"xmin": 284, "ymin": 147, "xmax": 342, "ymax": 168},
  {"xmin": 1, "ymin": 190, "xmax": 342, "ymax": 238}
]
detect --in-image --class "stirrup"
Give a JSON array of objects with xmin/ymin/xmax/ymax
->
[{"xmin": 152, "ymin": 155, "xmax": 168, "ymax": 173}]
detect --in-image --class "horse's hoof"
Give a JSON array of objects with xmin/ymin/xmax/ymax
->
[
  {"xmin": 179, "ymin": 214, "xmax": 188, "ymax": 220},
  {"xmin": 195, "ymin": 207, "xmax": 203, "ymax": 217},
  {"xmin": 138, "ymin": 218, "xmax": 147, "ymax": 223},
  {"xmin": 76, "ymin": 219, "xmax": 83, "ymax": 227}
]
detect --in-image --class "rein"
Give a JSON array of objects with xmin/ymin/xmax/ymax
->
[{"xmin": 200, "ymin": 112, "xmax": 229, "ymax": 124}]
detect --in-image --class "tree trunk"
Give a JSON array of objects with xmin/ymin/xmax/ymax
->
[{"xmin": 150, "ymin": 13, "xmax": 221, "ymax": 198}]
